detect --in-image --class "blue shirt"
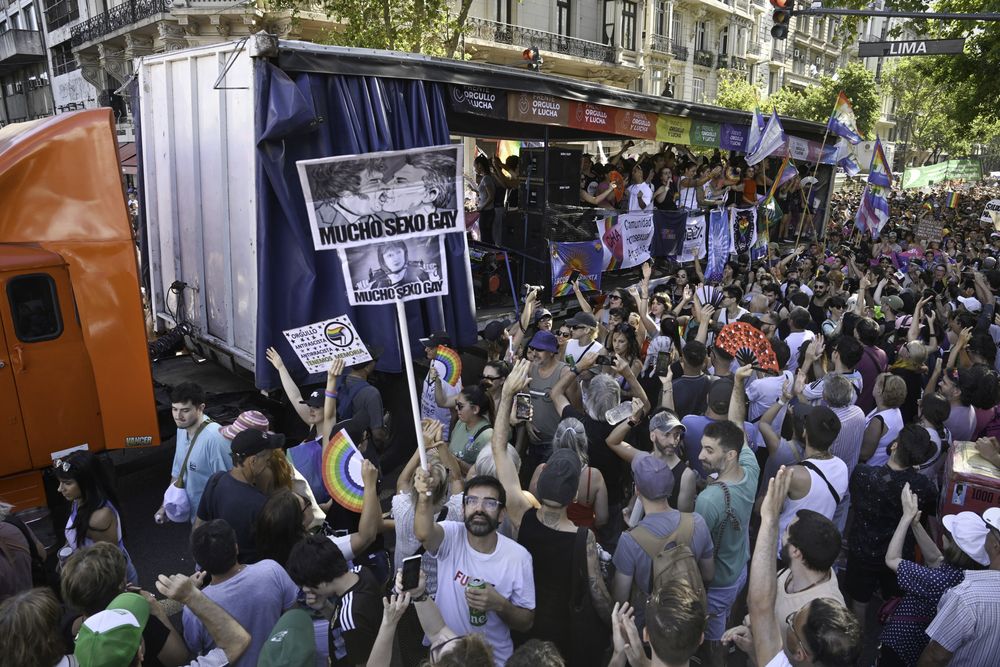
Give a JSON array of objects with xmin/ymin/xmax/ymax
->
[{"xmin": 171, "ymin": 417, "xmax": 232, "ymax": 520}]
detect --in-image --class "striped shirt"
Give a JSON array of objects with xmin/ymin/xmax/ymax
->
[
  {"xmin": 829, "ymin": 405, "xmax": 867, "ymax": 476},
  {"xmin": 924, "ymin": 570, "xmax": 1000, "ymax": 666}
]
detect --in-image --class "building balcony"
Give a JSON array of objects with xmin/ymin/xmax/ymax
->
[
  {"xmin": 651, "ymin": 34, "xmax": 672, "ymax": 56},
  {"xmin": 694, "ymin": 49, "xmax": 715, "ymax": 68},
  {"xmin": 70, "ymin": 0, "xmax": 172, "ymax": 47},
  {"xmin": 745, "ymin": 42, "xmax": 763, "ymax": 60},
  {"xmin": 672, "ymin": 42, "xmax": 689, "ymax": 61},
  {"xmin": 716, "ymin": 54, "xmax": 728, "ymax": 69},
  {"xmin": 0, "ymin": 29, "xmax": 45, "ymax": 75},
  {"xmin": 464, "ymin": 17, "xmax": 616, "ymax": 64}
]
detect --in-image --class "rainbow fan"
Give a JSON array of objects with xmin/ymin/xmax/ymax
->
[
  {"xmin": 322, "ymin": 429, "xmax": 365, "ymax": 513},
  {"xmin": 435, "ymin": 346, "xmax": 463, "ymax": 386}
]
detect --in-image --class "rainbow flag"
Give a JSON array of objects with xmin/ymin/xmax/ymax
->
[
  {"xmin": 946, "ymin": 191, "xmax": 959, "ymax": 209},
  {"xmin": 435, "ymin": 346, "xmax": 463, "ymax": 386},
  {"xmin": 867, "ymin": 136, "xmax": 893, "ymax": 189},
  {"xmin": 921, "ymin": 201, "xmax": 933, "ymax": 217},
  {"xmin": 828, "ymin": 91, "xmax": 863, "ymax": 145},
  {"xmin": 322, "ymin": 429, "xmax": 365, "ymax": 513},
  {"xmin": 762, "ymin": 157, "xmax": 796, "ymax": 205},
  {"xmin": 856, "ymin": 136, "xmax": 892, "ymax": 238}
]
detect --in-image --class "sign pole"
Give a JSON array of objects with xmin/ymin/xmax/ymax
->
[
  {"xmin": 395, "ymin": 300, "xmax": 428, "ymax": 471},
  {"xmin": 796, "ymin": 123, "xmax": 831, "ymax": 248}
]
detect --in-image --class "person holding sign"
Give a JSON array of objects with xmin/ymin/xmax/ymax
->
[{"xmin": 422, "ymin": 332, "xmax": 463, "ymax": 440}]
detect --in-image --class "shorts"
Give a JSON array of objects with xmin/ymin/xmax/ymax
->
[
  {"xmin": 845, "ymin": 554, "xmax": 901, "ymax": 603},
  {"xmin": 705, "ymin": 565, "xmax": 748, "ymax": 640}
]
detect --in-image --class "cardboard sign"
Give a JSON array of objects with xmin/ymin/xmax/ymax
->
[
  {"xmin": 915, "ymin": 216, "xmax": 944, "ymax": 241},
  {"xmin": 339, "ymin": 236, "xmax": 448, "ymax": 305},
  {"xmin": 282, "ymin": 315, "xmax": 373, "ymax": 373},
  {"xmin": 298, "ymin": 144, "xmax": 463, "ymax": 251},
  {"xmin": 981, "ymin": 199, "xmax": 1000, "ymax": 228},
  {"xmin": 678, "ymin": 213, "xmax": 707, "ymax": 263}
]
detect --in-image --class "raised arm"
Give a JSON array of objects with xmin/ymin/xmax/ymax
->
[
  {"xmin": 322, "ymin": 358, "xmax": 344, "ymax": 442},
  {"xmin": 615, "ymin": 354, "xmax": 650, "ymax": 414},
  {"xmin": 367, "ymin": 593, "xmax": 411, "ymax": 667},
  {"xmin": 749, "ymin": 469, "xmax": 793, "ymax": 667},
  {"xmin": 604, "ymin": 398, "xmax": 646, "ymax": 464},
  {"xmin": 490, "ymin": 359, "xmax": 533, "ymax": 530},
  {"xmin": 854, "ymin": 274, "xmax": 870, "ymax": 317},
  {"xmin": 909, "ymin": 296, "xmax": 930, "ymax": 343},
  {"xmin": 428, "ymin": 366, "xmax": 456, "ymax": 409},
  {"xmin": 266, "ymin": 346, "xmax": 311, "ymax": 424},
  {"xmin": 694, "ymin": 304, "xmax": 716, "ymax": 345},
  {"xmin": 413, "ymin": 467, "xmax": 445, "ymax": 553},
  {"xmin": 571, "ymin": 279, "xmax": 594, "ymax": 314},
  {"xmin": 350, "ymin": 460, "xmax": 383, "ymax": 558},
  {"xmin": 659, "ymin": 368, "xmax": 676, "ymax": 412},
  {"xmin": 758, "ymin": 379, "xmax": 792, "ymax": 455},
  {"xmin": 729, "ymin": 365, "xmax": 753, "ymax": 429},
  {"xmin": 156, "ymin": 573, "xmax": 250, "ymax": 664}
]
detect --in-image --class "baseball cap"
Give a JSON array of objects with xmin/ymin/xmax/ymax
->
[
  {"xmin": 942, "ymin": 512, "xmax": 991, "ymax": 567},
  {"xmin": 300, "ymin": 389, "xmax": 325, "ymax": 408},
  {"xmin": 482, "ymin": 319, "xmax": 512, "ymax": 343},
  {"xmin": 528, "ymin": 330, "xmax": 558, "ymax": 353},
  {"xmin": 708, "ymin": 379, "xmax": 734, "ymax": 416},
  {"xmin": 881, "ymin": 295, "xmax": 904, "ymax": 312},
  {"xmin": 532, "ymin": 308, "xmax": 553, "ymax": 323},
  {"xmin": 75, "ymin": 592, "xmax": 149, "ymax": 667},
  {"xmin": 649, "ymin": 410, "xmax": 684, "ymax": 435},
  {"xmin": 419, "ymin": 331, "xmax": 451, "ymax": 348},
  {"xmin": 565, "ymin": 312, "xmax": 598, "ymax": 329},
  {"xmin": 631, "ymin": 452, "xmax": 674, "ymax": 501},
  {"xmin": 258, "ymin": 609, "xmax": 317, "ymax": 667},
  {"xmin": 231, "ymin": 429, "xmax": 285, "ymax": 457},
  {"xmin": 536, "ymin": 449, "xmax": 582, "ymax": 505},
  {"xmin": 957, "ymin": 296, "xmax": 983, "ymax": 313},
  {"xmin": 984, "ymin": 507, "xmax": 1000, "ymax": 535},
  {"xmin": 219, "ymin": 410, "xmax": 270, "ymax": 440}
]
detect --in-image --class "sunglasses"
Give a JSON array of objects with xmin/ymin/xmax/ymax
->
[
  {"xmin": 609, "ymin": 294, "xmax": 622, "ymax": 300},
  {"xmin": 53, "ymin": 459, "xmax": 73, "ymax": 473},
  {"xmin": 557, "ymin": 330, "xmax": 571, "ymax": 337}
]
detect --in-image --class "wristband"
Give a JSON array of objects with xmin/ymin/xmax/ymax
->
[
  {"xmin": 410, "ymin": 592, "xmax": 429, "ymax": 602},
  {"xmin": 572, "ymin": 366, "xmax": 580, "ymax": 375},
  {"xmin": 325, "ymin": 390, "xmax": 338, "ymax": 399}
]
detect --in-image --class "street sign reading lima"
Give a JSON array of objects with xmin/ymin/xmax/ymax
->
[{"xmin": 858, "ymin": 39, "xmax": 966, "ymax": 58}]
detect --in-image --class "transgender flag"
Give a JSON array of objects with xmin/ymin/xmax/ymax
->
[
  {"xmin": 855, "ymin": 137, "xmax": 892, "ymax": 237},
  {"xmin": 828, "ymin": 91, "xmax": 863, "ymax": 145}
]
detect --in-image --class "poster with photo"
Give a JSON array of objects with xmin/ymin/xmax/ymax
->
[
  {"xmin": 298, "ymin": 145, "xmax": 463, "ymax": 251},
  {"xmin": 338, "ymin": 236, "xmax": 448, "ymax": 305},
  {"xmin": 282, "ymin": 315, "xmax": 373, "ymax": 374}
]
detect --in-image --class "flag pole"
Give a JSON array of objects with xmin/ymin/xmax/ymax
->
[{"xmin": 395, "ymin": 301, "xmax": 428, "ymax": 470}]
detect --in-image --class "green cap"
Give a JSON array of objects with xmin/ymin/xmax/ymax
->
[
  {"xmin": 258, "ymin": 609, "xmax": 317, "ymax": 667},
  {"xmin": 75, "ymin": 592, "xmax": 149, "ymax": 667}
]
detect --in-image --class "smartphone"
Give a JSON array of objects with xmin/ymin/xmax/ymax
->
[
  {"xmin": 567, "ymin": 269, "xmax": 581, "ymax": 285},
  {"xmin": 893, "ymin": 270, "xmax": 905, "ymax": 282},
  {"xmin": 655, "ymin": 351, "xmax": 670, "ymax": 376},
  {"xmin": 515, "ymin": 393, "xmax": 532, "ymax": 420},
  {"xmin": 401, "ymin": 554, "xmax": 422, "ymax": 592},
  {"xmin": 595, "ymin": 354, "xmax": 614, "ymax": 366}
]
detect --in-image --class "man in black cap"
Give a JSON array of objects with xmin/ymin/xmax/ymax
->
[
  {"xmin": 481, "ymin": 318, "xmax": 513, "ymax": 362},
  {"xmin": 563, "ymin": 311, "xmax": 604, "ymax": 371},
  {"xmin": 421, "ymin": 331, "xmax": 462, "ymax": 440},
  {"xmin": 335, "ymin": 344, "xmax": 387, "ymax": 452},
  {"xmin": 195, "ymin": 429, "xmax": 285, "ymax": 562}
]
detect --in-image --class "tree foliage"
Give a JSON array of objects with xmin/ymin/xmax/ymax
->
[
  {"xmin": 768, "ymin": 62, "xmax": 880, "ymax": 137},
  {"xmin": 715, "ymin": 70, "xmax": 760, "ymax": 112}
]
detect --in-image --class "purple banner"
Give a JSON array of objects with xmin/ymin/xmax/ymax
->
[{"xmin": 721, "ymin": 124, "xmax": 750, "ymax": 152}]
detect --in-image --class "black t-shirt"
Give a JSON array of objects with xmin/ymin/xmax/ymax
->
[
  {"xmin": 672, "ymin": 374, "xmax": 711, "ymax": 419},
  {"xmin": 196, "ymin": 472, "xmax": 268, "ymax": 563},
  {"xmin": 562, "ymin": 404, "xmax": 627, "ymax": 505},
  {"xmin": 329, "ymin": 566, "xmax": 383, "ymax": 666},
  {"xmin": 808, "ymin": 298, "xmax": 827, "ymax": 330}
]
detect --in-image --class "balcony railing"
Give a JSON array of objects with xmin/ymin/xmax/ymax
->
[
  {"xmin": 746, "ymin": 42, "xmax": 761, "ymax": 57},
  {"xmin": 651, "ymin": 34, "xmax": 672, "ymax": 55},
  {"xmin": 71, "ymin": 0, "xmax": 171, "ymax": 47},
  {"xmin": 772, "ymin": 48, "xmax": 785, "ymax": 61},
  {"xmin": 671, "ymin": 42, "xmax": 689, "ymax": 61},
  {"xmin": 694, "ymin": 49, "xmax": 714, "ymax": 68},
  {"xmin": 730, "ymin": 56, "xmax": 748, "ymax": 71},
  {"xmin": 465, "ymin": 17, "xmax": 616, "ymax": 64},
  {"xmin": 716, "ymin": 54, "xmax": 728, "ymax": 69}
]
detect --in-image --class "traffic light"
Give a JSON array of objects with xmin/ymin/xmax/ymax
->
[
  {"xmin": 522, "ymin": 47, "xmax": 541, "ymax": 71},
  {"xmin": 770, "ymin": 0, "xmax": 795, "ymax": 40}
]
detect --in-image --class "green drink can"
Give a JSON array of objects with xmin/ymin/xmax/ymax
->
[{"xmin": 468, "ymin": 578, "xmax": 488, "ymax": 626}]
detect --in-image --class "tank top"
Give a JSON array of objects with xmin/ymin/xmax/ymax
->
[
  {"xmin": 66, "ymin": 501, "xmax": 138, "ymax": 585},
  {"xmin": 678, "ymin": 184, "xmax": 699, "ymax": 209},
  {"xmin": 866, "ymin": 407, "xmax": 904, "ymax": 467},
  {"xmin": 668, "ymin": 459, "xmax": 689, "ymax": 510},
  {"xmin": 517, "ymin": 509, "xmax": 578, "ymax": 654},
  {"xmin": 529, "ymin": 361, "xmax": 569, "ymax": 443},
  {"xmin": 778, "ymin": 456, "xmax": 849, "ymax": 547},
  {"xmin": 567, "ymin": 467, "xmax": 596, "ymax": 528}
]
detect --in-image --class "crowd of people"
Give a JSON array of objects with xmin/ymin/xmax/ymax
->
[{"xmin": 4, "ymin": 162, "xmax": 1000, "ymax": 667}]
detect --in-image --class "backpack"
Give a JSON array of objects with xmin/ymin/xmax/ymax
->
[{"xmin": 628, "ymin": 513, "xmax": 707, "ymax": 605}]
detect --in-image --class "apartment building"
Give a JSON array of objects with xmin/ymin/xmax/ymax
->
[{"xmin": 0, "ymin": 0, "xmax": 54, "ymax": 124}]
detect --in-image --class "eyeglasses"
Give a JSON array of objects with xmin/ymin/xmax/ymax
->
[
  {"xmin": 785, "ymin": 611, "xmax": 810, "ymax": 658},
  {"xmin": 53, "ymin": 459, "xmax": 72, "ymax": 473},
  {"xmin": 557, "ymin": 330, "xmax": 571, "ymax": 337},
  {"xmin": 609, "ymin": 294, "xmax": 622, "ymax": 300},
  {"xmin": 464, "ymin": 495, "xmax": 503, "ymax": 511}
]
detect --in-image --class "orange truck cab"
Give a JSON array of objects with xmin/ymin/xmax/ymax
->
[{"xmin": 0, "ymin": 110, "xmax": 159, "ymax": 510}]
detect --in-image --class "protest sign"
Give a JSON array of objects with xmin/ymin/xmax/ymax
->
[
  {"xmin": 651, "ymin": 210, "xmax": 687, "ymax": 258},
  {"xmin": 551, "ymin": 240, "xmax": 604, "ymax": 297},
  {"xmin": 914, "ymin": 216, "xmax": 944, "ymax": 242},
  {"xmin": 601, "ymin": 212, "xmax": 654, "ymax": 270},
  {"xmin": 298, "ymin": 144, "xmax": 463, "ymax": 251},
  {"xmin": 729, "ymin": 207, "xmax": 758, "ymax": 255},
  {"xmin": 981, "ymin": 199, "xmax": 1000, "ymax": 228},
  {"xmin": 900, "ymin": 159, "xmax": 983, "ymax": 189},
  {"xmin": 339, "ymin": 236, "xmax": 448, "ymax": 305},
  {"xmin": 705, "ymin": 210, "xmax": 731, "ymax": 283},
  {"xmin": 678, "ymin": 213, "xmax": 707, "ymax": 263},
  {"xmin": 282, "ymin": 315, "xmax": 373, "ymax": 374}
]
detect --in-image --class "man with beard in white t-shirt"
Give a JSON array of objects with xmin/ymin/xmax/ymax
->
[{"xmin": 413, "ymin": 471, "xmax": 535, "ymax": 666}]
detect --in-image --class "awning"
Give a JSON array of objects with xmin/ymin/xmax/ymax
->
[{"xmin": 118, "ymin": 141, "xmax": 137, "ymax": 175}]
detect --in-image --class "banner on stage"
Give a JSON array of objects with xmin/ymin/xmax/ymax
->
[
  {"xmin": 298, "ymin": 144, "xmax": 463, "ymax": 251},
  {"xmin": 282, "ymin": 315, "xmax": 373, "ymax": 374},
  {"xmin": 339, "ymin": 236, "xmax": 448, "ymax": 305},
  {"xmin": 677, "ymin": 213, "xmax": 707, "ymax": 263},
  {"xmin": 601, "ymin": 213, "xmax": 654, "ymax": 270},
  {"xmin": 551, "ymin": 240, "xmax": 604, "ymax": 297},
  {"xmin": 705, "ymin": 210, "xmax": 731, "ymax": 283},
  {"xmin": 730, "ymin": 208, "xmax": 758, "ymax": 255}
]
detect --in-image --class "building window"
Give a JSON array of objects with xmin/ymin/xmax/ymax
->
[
  {"xmin": 602, "ymin": 0, "xmax": 615, "ymax": 46},
  {"xmin": 557, "ymin": 0, "xmax": 571, "ymax": 36},
  {"xmin": 692, "ymin": 76, "xmax": 705, "ymax": 102},
  {"xmin": 44, "ymin": 0, "xmax": 80, "ymax": 30},
  {"xmin": 52, "ymin": 40, "xmax": 77, "ymax": 76},
  {"xmin": 622, "ymin": 1, "xmax": 637, "ymax": 51},
  {"xmin": 696, "ymin": 21, "xmax": 707, "ymax": 51},
  {"xmin": 719, "ymin": 26, "xmax": 729, "ymax": 54},
  {"xmin": 671, "ymin": 14, "xmax": 682, "ymax": 43},
  {"xmin": 655, "ymin": 0, "xmax": 667, "ymax": 36},
  {"xmin": 668, "ymin": 74, "xmax": 679, "ymax": 98}
]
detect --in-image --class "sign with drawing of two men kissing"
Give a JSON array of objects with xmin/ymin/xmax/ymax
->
[{"xmin": 297, "ymin": 145, "xmax": 462, "ymax": 305}]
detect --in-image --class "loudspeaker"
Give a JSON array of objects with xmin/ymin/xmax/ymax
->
[
  {"xmin": 523, "ymin": 181, "xmax": 579, "ymax": 209},
  {"xmin": 519, "ymin": 147, "xmax": 582, "ymax": 185}
]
